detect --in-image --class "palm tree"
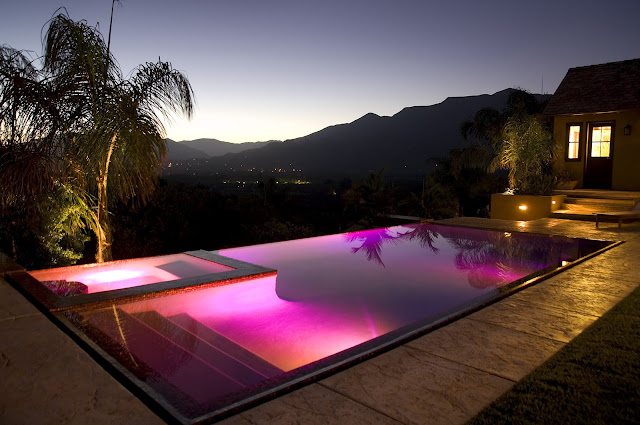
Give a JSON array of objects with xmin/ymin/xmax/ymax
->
[
  {"xmin": 456, "ymin": 89, "xmax": 546, "ymax": 172},
  {"xmin": 498, "ymin": 114, "xmax": 555, "ymax": 194},
  {"xmin": 43, "ymin": 14, "xmax": 194, "ymax": 262},
  {"xmin": 1, "ymin": 43, "xmax": 101, "ymax": 266},
  {"xmin": 455, "ymin": 89, "xmax": 553, "ymax": 194},
  {"xmin": 454, "ymin": 106, "xmax": 504, "ymax": 175},
  {"xmin": 1, "ymin": 13, "xmax": 194, "ymax": 264},
  {"xmin": 0, "ymin": 46, "xmax": 76, "ymax": 201}
]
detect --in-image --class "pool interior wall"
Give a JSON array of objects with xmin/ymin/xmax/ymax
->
[{"xmin": 6, "ymin": 223, "xmax": 615, "ymax": 424}]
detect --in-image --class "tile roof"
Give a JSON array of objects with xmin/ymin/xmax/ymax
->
[{"xmin": 544, "ymin": 58, "xmax": 640, "ymax": 115}]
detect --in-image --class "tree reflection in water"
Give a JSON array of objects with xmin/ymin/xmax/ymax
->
[
  {"xmin": 443, "ymin": 229, "xmax": 574, "ymax": 289},
  {"xmin": 399, "ymin": 223, "xmax": 441, "ymax": 253},
  {"xmin": 344, "ymin": 227, "xmax": 407, "ymax": 267},
  {"xmin": 345, "ymin": 223, "xmax": 573, "ymax": 289},
  {"xmin": 344, "ymin": 224, "xmax": 443, "ymax": 268}
]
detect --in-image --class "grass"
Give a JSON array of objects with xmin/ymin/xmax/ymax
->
[{"xmin": 467, "ymin": 285, "xmax": 640, "ymax": 425}]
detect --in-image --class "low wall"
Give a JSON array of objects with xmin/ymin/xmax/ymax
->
[
  {"xmin": 490, "ymin": 193, "xmax": 565, "ymax": 221},
  {"xmin": 0, "ymin": 251, "xmax": 25, "ymax": 276}
]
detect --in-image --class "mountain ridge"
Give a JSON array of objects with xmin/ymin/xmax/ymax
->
[
  {"xmin": 165, "ymin": 138, "xmax": 279, "ymax": 161},
  {"xmin": 165, "ymin": 89, "xmax": 550, "ymax": 179}
]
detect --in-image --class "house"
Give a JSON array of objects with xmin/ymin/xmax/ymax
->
[{"xmin": 544, "ymin": 58, "xmax": 640, "ymax": 190}]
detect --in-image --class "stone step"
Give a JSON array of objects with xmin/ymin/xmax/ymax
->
[
  {"xmin": 550, "ymin": 210, "xmax": 597, "ymax": 221},
  {"xmin": 562, "ymin": 197, "xmax": 635, "ymax": 206},
  {"xmin": 553, "ymin": 189, "xmax": 640, "ymax": 200},
  {"xmin": 561, "ymin": 203, "xmax": 626, "ymax": 213},
  {"xmin": 560, "ymin": 197, "xmax": 634, "ymax": 213}
]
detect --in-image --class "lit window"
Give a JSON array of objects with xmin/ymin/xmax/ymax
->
[
  {"xmin": 591, "ymin": 125, "xmax": 612, "ymax": 158},
  {"xmin": 567, "ymin": 125, "xmax": 581, "ymax": 159}
]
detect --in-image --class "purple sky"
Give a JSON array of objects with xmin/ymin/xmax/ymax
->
[{"xmin": 2, "ymin": 0, "xmax": 639, "ymax": 143}]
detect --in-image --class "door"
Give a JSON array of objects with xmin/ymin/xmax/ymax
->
[{"xmin": 583, "ymin": 122, "xmax": 614, "ymax": 189}]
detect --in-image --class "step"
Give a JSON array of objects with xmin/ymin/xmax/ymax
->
[
  {"xmin": 562, "ymin": 197, "xmax": 634, "ymax": 210},
  {"xmin": 134, "ymin": 311, "xmax": 279, "ymax": 386},
  {"xmin": 560, "ymin": 203, "xmax": 626, "ymax": 214},
  {"xmin": 553, "ymin": 189, "xmax": 640, "ymax": 200},
  {"xmin": 83, "ymin": 308, "xmax": 245, "ymax": 405},
  {"xmin": 550, "ymin": 210, "xmax": 597, "ymax": 221},
  {"xmin": 168, "ymin": 313, "xmax": 283, "ymax": 378}
]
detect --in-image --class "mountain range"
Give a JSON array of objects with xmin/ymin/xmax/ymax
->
[
  {"xmin": 166, "ymin": 138, "xmax": 278, "ymax": 160},
  {"xmin": 165, "ymin": 89, "xmax": 548, "ymax": 180}
]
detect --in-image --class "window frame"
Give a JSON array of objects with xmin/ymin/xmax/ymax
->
[
  {"xmin": 565, "ymin": 122, "xmax": 583, "ymax": 162},
  {"xmin": 587, "ymin": 121, "xmax": 615, "ymax": 159}
]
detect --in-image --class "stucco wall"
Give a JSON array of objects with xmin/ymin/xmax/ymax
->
[
  {"xmin": 490, "ymin": 194, "xmax": 565, "ymax": 220},
  {"xmin": 552, "ymin": 109, "xmax": 640, "ymax": 190}
]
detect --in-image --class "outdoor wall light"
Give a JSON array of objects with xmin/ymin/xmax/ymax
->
[
  {"xmin": 624, "ymin": 124, "xmax": 632, "ymax": 135},
  {"xmin": 552, "ymin": 200, "xmax": 556, "ymax": 205},
  {"xmin": 518, "ymin": 205, "xmax": 528, "ymax": 211}
]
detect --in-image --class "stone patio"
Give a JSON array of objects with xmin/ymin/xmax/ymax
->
[{"xmin": 2, "ymin": 218, "xmax": 639, "ymax": 425}]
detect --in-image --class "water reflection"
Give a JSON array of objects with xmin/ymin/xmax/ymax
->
[
  {"xmin": 343, "ymin": 223, "xmax": 590, "ymax": 289},
  {"xmin": 344, "ymin": 228, "xmax": 407, "ymax": 267},
  {"xmin": 399, "ymin": 223, "xmax": 441, "ymax": 253},
  {"xmin": 444, "ymin": 229, "xmax": 582, "ymax": 288},
  {"xmin": 344, "ymin": 225, "xmax": 443, "ymax": 267}
]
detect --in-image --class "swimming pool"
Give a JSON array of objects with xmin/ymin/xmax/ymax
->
[{"xmin": 9, "ymin": 222, "xmax": 613, "ymax": 424}]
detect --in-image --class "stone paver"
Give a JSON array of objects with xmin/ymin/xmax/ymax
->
[
  {"xmin": 320, "ymin": 345, "xmax": 513, "ymax": 425},
  {"xmin": 219, "ymin": 383, "xmax": 401, "ymax": 425},
  {"xmin": 574, "ymin": 249, "xmax": 640, "ymax": 278},
  {"xmin": 0, "ymin": 280, "xmax": 40, "ymax": 321},
  {"xmin": 406, "ymin": 318, "xmax": 566, "ymax": 382},
  {"xmin": 467, "ymin": 297, "xmax": 599, "ymax": 343},
  {"xmin": 510, "ymin": 281, "xmax": 623, "ymax": 317},
  {"xmin": 0, "ymin": 286, "xmax": 163, "ymax": 425},
  {"xmin": 543, "ymin": 266, "xmax": 639, "ymax": 298},
  {"xmin": 437, "ymin": 217, "xmax": 640, "ymax": 241}
]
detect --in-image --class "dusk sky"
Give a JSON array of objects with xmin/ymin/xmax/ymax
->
[{"xmin": 2, "ymin": 0, "xmax": 639, "ymax": 143}]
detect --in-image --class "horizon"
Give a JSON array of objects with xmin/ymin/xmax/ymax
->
[
  {"xmin": 2, "ymin": 0, "xmax": 639, "ymax": 143},
  {"xmin": 168, "ymin": 87, "xmax": 539, "ymax": 144}
]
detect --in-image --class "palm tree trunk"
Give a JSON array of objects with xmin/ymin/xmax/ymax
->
[{"xmin": 96, "ymin": 132, "xmax": 117, "ymax": 263}]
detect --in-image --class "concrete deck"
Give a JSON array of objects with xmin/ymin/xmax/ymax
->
[{"xmin": 2, "ymin": 218, "xmax": 639, "ymax": 425}]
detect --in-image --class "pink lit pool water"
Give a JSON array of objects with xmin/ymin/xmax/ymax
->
[
  {"xmin": 29, "ymin": 253, "xmax": 235, "ymax": 295},
  {"xmin": 57, "ymin": 223, "xmax": 610, "ymax": 423}
]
